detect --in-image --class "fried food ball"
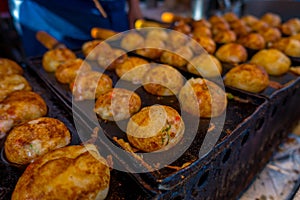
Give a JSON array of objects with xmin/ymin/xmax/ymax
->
[
  {"xmin": 160, "ymin": 46, "xmax": 194, "ymax": 69},
  {"xmin": 213, "ymin": 30, "xmax": 237, "ymax": 44},
  {"xmin": 173, "ymin": 20, "xmax": 192, "ymax": 34},
  {"xmin": 223, "ymin": 12, "xmax": 239, "ymax": 23},
  {"xmin": 192, "ymin": 36, "xmax": 216, "ymax": 54},
  {"xmin": 0, "ymin": 91, "xmax": 47, "ymax": 136},
  {"xmin": 250, "ymin": 20, "xmax": 269, "ymax": 32},
  {"xmin": 290, "ymin": 33, "xmax": 300, "ymax": 41},
  {"xmin": 55, "ymin": 58, "xmax": 91, "ymax": 84},
  {"xmin": 115, "ymin": 57, "xmax": 151, "ymax": 84},
  {"xmin": 187, "ymin": 54, "xmax": 222, "ymax": 77},
  {"xmin": 12, "ymin": 144, "xmax": 110, "ymax": 200},
  {"xmin": 82, "ymin": 40, "xmax": 111, "ymax": 61},
  {"xmin": 211, "ymin": 21, "xmax": 231, "ymax": 35},
  {"xmin": 209, "ymin": 15, "xmax": 227, "ymax": 25},
  {"xmin": 146, "ymin": 29, "xmax": 169, "ymax": 41},
  {"xmin": 5, "ymin": 117, "xmax": 71, "ymax": 165},
  {"xmin": 0, "ymin": 58, "xmax": 23, "ymax": 76},
  {"xmin": 258, "ymin": 27, "xmax": 282, "ymax": 43},
  {"xmin": 215, "ymin": 43, "xmax": 248, "ymax": 64},
  {"xmin": 241, "ymin": 15, "xmax": 259, "ymax": 27},
  {"xmin": 143, "ymin": 64, "xmax": 184, "ymax": 96},
  {"xmin": 165, "ymin": 31, "xmax": 189, "ymax": 50},
  {"xmin": 0, "ymin": 74, "xmax": 32, "ymax": 102},
  {"xmin": 192, "ymin": 19, "xmax": 211, "ymax": 29},
  {"xmin": 71, "ymin": 71, "xmax": 113, "ymax": 101},
  {"xmin": 281, "ymin": 18, "xmax": 300, "ymax": 36},
  {"xmin": 126, "ymin": 105, "xmax": 185, "ymax": 152},
  {"xmin": 97, "ymin": 48, "xmax": 128, "ymax": 70},
  {"xmin": 270, "ymin": 38, "xmax": 300, "ymax": 57},
  {"xmin": 135, "ymin": 38, "xmax": 165, "ymax": 59},
  {"xmin": 42, "ymin": 48, "xmax": 76, "ymax": 72},
  {"xmin": 237, "ymin": 33, "xmax": 266, "ymax": 50},
  {"xmin": 224, "ymin": 63, "xmax": 269, "ymax": 93},
  {"xmin": 261, "ymin": 12, "xmax": 281, "ymax": 27},
  {"xmin": 229, "ymin": 20, "xmax": 251, "ymax": 37},
  {"xmin": 94, "ymin": 88, "xmax": 141, "ymax": 121},
  {"xmin": 121, "ymin": 32, "xmax": 144, "ymax": 51},
  {"xmin": 179, "ymin": 78, "xmax": 227, "ymax": 118},
  {"xmin": 192, "ymin": 26, "xmax": 212, "ymax": 38},
  {"xmin": 250, "ymin": 49, "xmax": 291, "ymax": 76}
]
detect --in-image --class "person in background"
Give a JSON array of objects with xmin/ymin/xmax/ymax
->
[{"xmin": 8, "ymin": 0, "xmax": 143, "ymax": 57}]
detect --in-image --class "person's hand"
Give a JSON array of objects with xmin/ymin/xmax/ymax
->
[{"xmin": 128, "ymin": 0, "xmax": 143, "ymax": 29}]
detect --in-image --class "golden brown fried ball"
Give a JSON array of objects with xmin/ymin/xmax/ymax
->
[
  {"xmin": 104, "ymin": 48, "xmax": 128, "ymax": 70},
  {"xmin": 209, "ymin": 15, "xmax": 227, "ymax": 25},
  {"xmin": 135, "ymin": 38, "xmax": 165, "ymax": 59},
  {"xmin": 0, "ymin": 74, "xmax": 32, "ymax": 102},
  {"xmin": 160, "ymin": 46, "xmax": 194, "ymax": 69},
  {"xmin": 165, "ymin": 31, "xmax": 189, "ymax": 50},
  {"xmin": 232, "ymin": 24, "xmax": 251, "ymax": 37},
  {"xmin": 187, "ymin": 54, "xmax": 222, "ymax": 78},
  {"xmin": 5, "ymin": 117, "xmax": 71, "ymax": 165},
  {"xmin": 290, "ymin": 33, "xmax": 300, "ymax": 41},
  {"xmin": 213, "ymin": 30, "xmax": 237, "ymax": 44},
  {"xmin": 115, "ymin": 57, "xmax": 151, "ymax": 84},
  {"xmin": 250, "ymin": 20, "xmax": 269, "ymax": 32},
  {"xmin": 241, "ymin": 14, "xmax": 259, "ymax": 27},
  {"xmin": 97, "ymin": 48, "xmax": 128, "ymax": 70},
  {"xmin": 55, "ymin": 58, "xmax": 91, "ymax": 84},
  {"xmin": 192, "ymin": 19, "xmax": 211, "ymax": 29},
  {"xmin": 270, "ymin": 38, "xmax": 300, "ymax": 57},
  {"xmin": 71, "ymin": 71, "xmax": 113, "ymax": 101},
  {"xmin": 223, "ymin": 12, "xmax": 239, "ymax": 23},
  {"xmin": 261, "ymin": 12, "xmax": 282, "ymax": 27},
  {"xmin": 12, "ymin": 144, "xmax": 110, "ymax": 200},
  {"xmin": 126, "ymin": 105, "xmax": 185, "ymax": 152},
  {"xmin": 94, "ymin": 88, "xmax": 141, "ymax": 121},
  {"xmin": 0, "ymin": 91, "xmax": 47, "ymax": 135},
  {"xmin": 146, "ymin": 29, "xmax": 169, "ymax": 41},
  {"xmin": 237, "ymin": 33, "xmax": 266, "ymax": 50},
  {"xmin": 121, "ymin": 31, "xmax": 144, "ymax": 51},
  {"xmin": 42, "ymin": 48, "xmax": 76, "ymax": 72},
  {"xmin": 192, "ymin": 26, "xmax": 212, "ymax": 38},
  {"xmin": 81, "ymin": 40, "xmax": 110, "ymax": 61},
  {"xmin": 250, "ymin": 49, "xmax": 291, "ymax": 76},
  {"xmin": 192, "ymin": 36, "xmax": 216, "ymax": 54},
  {"xmin": 143, "ymin": 64, "xmax": 184, "ymax": 96},
  {"xmin": 258, "ymin": 27, "xmax": 282, "ymax": 43},
  {"xmin": 224, "ymin": 63, "xmax": 269, "ymax": 93},
  {"xmin": 173, "ymin": 20, "xmax": 192, "ymax": 34},
  {"xmin": 179, "ymin": 78, "xmax": 227, "ymax": 118},
  {"xmin": 280, "ymin": 18, "xmax": 300, "ymax": 36},
  {"xmin": 215, "ymin": 43, "xmax": 248, "ymax": 64},
  {"xmin": 0, "ymin": 58, "xmax": 23, "ymax": 76},
  {"xmin": 211, "ymin": 21, "xmax": 231, "ymax": 35}
]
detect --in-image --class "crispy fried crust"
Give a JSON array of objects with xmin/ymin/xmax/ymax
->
[
  {"xmin": 12, "ymin": 144, "xmax": 110, "ymax": 200},
  {"xmin": 250, "ymin": 49, "xmax": 291, "ymax": 76},
  {"xmin": 143, "ymin": 64, "xmax": 184, "ymax": 96},
  {"xmin": 0, "ymin": 58, "xmax": 23, "ymax": 76},
  {"xmin": 127, "ymin": 105, "xmax": 185, "ymax": 152},
  {"xmin": 5, "ymin": 117, "xmax": 71, "ymax": 165},
  {"xmin": 224, "ymin": 63, "xmax": 269, "ymax": 93},
  {"xmin": 0, "ymin": 74, "xmax": 32, "ymax": 102},
  {"xmin": 55, "ymin": 58, "xmax": 91, "ymax": 84},
  {"xmin": 94, "ymin": 88, "xmax": 141, "ymax": 121},
  {"xmin": 0, "ymin": 91, "xmax": 47, "ymax": 134},
  {"xmin": 215, "ymin": 43, "xmax": 248, "ymax": 64},
  {"xmin": 42, "ymin": 48, "xmax": 76, "ymax": 72},
  {"xmin": 179, "ymin": 78, "xmax": 227, "ymax": 118}
]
